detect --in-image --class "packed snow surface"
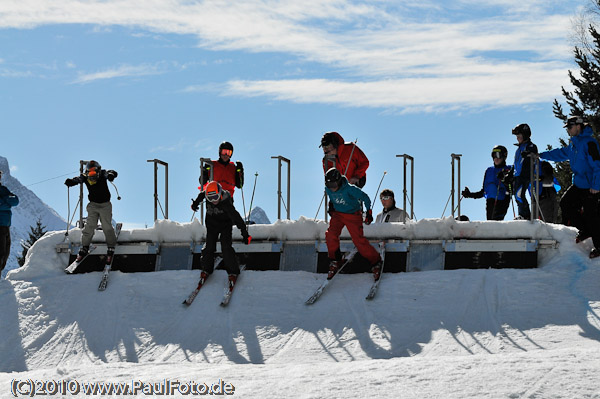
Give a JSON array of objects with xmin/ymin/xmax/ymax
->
[{"xmin": 1, "ymin": 218, "xmax": 600, "ymax": 398}]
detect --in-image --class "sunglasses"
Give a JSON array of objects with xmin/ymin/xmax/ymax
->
[
  {"xmin": 380, "ymin": 196, "xmax": 392, "ymax": 201},
  {"xmin": 220, "ymin": 149, "xmax": 233, "ymax": 157}
]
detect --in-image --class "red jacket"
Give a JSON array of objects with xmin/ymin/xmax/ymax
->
[
  {"xmin": 322, "ymin": 132, "xmax": 369, "ymax": 181},
  {"xmin": 202, "ymin": 160, "xmax": 237, "ymax": 196}
]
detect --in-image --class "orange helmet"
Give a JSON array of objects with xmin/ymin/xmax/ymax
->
[{"xmin": 205, "ymin": 181, "xmax": 222, "ymax": 204}]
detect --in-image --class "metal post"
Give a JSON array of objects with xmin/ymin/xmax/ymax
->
[
  {"xmin": 78, "ymin": 160, "xmax": 88, "ymax": 228},
  {"xmin": 323, "ymin": 154, "xmax": 336, "ymax": 222},
  {"xmin": 199, "ymin": 158, "xmax": 214, "ymax": 224},
  {"xmin": 451, "ymin": 154, "xmax": 462, "ymax": 218},
  {"xmin": 271, "ymin": 156, "xmax": 291, "ymax": 220},
  {"xmin": 529, "ymin": 154, "xmax": 540, "ymax": 221},
  {"xmin": 146, "ymin": 159, "xmax": 169, "ymax": 221},
  {"xmin": 396, "ymin": 154, "xmax": 415, "ymax": 219}
]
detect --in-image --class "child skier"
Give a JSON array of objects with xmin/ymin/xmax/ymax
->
[
  {"xmin": 65, "ymin": 161, "xmax": 118, "ymax": 264},
  {"xmin": 324, "ymin": 167, "xmax": 382, "ymax": 280},
  {"xmin": 462, "ymin": 145, "xmax": 512, "ymax": 220},
  {"xmin": 191, "ymin": 181, "xmax": 251, "ymax": 288}
]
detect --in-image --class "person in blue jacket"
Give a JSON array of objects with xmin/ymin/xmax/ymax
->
[
  {"xmin": 0, "ymin": 170, "xmax": 19, "ymax": 274},
  {"xmin": 325, "ymin": 168, "xmax": 382, "ymax": 281},
  {"xmin": 462, "ymin": 145, "xmax": 512, "ymax": 220},
  {"xmin": 509, "ymin": 123, "xmax": 538, "ymax": 219},
  {"xmin": 539, "ymin": 115, "xmax": 600, "ymax": 259}
]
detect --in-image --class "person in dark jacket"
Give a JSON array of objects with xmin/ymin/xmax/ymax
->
[
  {"xmin": 0, "ymin": 170, "xmax": 19, "ymax": 274},
  {"xmin": 324, "ymin": 168, "xmax": 382, "ymax": 281},
  {"xmin": 320, "ymin": 132, "xmax": 369, "ymax": 188},
  {"xmin": 539, "ymin": 115, "xmax": 600, "ymax": 258},
  {"xmin": 200, "ymin": 141, "xmax": 244, "ymax": 197},
  {"xmin": 65, "ymin": 160, "xmax": 118, "ymax": 264},
  {"xmin": 462, "ymin": 145, "xmax": 512, "ymax": 220},
  {"xmin": 510, "ymin": 123, "xmax": 538, "ymax": 219},
  {"xmin": 191, "ymin": 181, "xmax": 251, "ymax": 287}
]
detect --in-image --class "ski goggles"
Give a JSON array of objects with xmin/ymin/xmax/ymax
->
[
  {"xmin": 491, "ymin": 150, "xmax": 505, "ymax": 159},
  {"xmin": 380, "ymin": 195, "xmax": 393, "ymax": 201},
  {"xmin": 206, "ymin": 190, "xmax": 221, "ymax": 203},
  {"xmin": 220, "ymin": 149, "xmax": 233, "ymax": 157},
  {"xmin": 86, "ymin": 167, "xmax": 100, "ymax": 180}
]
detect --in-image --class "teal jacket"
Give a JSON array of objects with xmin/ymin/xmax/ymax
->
[{"xmin": 325, "ymin": 176, "xmax": 371, "ymax": 214}]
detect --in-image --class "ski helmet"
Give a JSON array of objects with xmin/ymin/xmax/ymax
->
[
  {"xmin": 218, "ymin": 141, "xmax": 234, "ymax": 157},
  {"xmin": 325, "ymin": 167, "xmax": 343, "ymax": 189},
  {"xmin": 491, "ymin": 145, "xmax": 508, "ymax": 159},
  {"xmin": 511, "ymin": 123, "xmax": 531, "ymax": 140},
  {"xmin": 320, "ymin": 132, "xmax": 339, "ymax": 148},
  {"xmin": 205, "ymin": 181, "xmax": 222, "ymax": 204},
  {"xmin": 564, "ymin": 115, "xmax": 586, "ymax": 128},
  {"xmin": 85, "ymin": 160, "xmax": 101, "ymax": 182}
]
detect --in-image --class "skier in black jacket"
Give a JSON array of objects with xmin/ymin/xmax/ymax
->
[
  {"xmin": 191, "ymin": 181, "xmax": 251, "ymax": 288},
  {"xmin": 65, "ymin": 160, "xmax": 118, "ymax": 264}
]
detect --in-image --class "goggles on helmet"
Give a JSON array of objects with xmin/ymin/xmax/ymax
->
[
  {"xmin": 87, "ymin": 167, "xmax": 100, "ymax": 181},
  {"xmin": 220, "ymin": 149, "xmax": 233, "ymax": 157},
  {"xmin": 491, "ymin": 150, "xmax": 505, "ymax": 159}
]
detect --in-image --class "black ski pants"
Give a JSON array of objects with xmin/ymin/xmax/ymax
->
[
  {"xmin": 485, "ymin": 198, "xmax": 510, "ymax": 220},
  {"xmin": 200, "ymin": 225, "xmax": 240, "ymax": 276},
  {"xmin": 0, "ymin": 226, "xmax": 11, "ymax": 272},
  {"xmin": 560, "ymin": 185, "xmax": 600, "ymax": 248}
]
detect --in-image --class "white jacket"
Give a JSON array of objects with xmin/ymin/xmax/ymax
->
[{"xmin": 375, "ymin": 207, "xmax": 409, "ymax": 223}]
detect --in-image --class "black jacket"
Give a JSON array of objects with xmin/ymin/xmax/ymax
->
[
  {"xmin": 72, "ymin": 170, "xmax": 117, "ymax": 203},
  {"xmin": 196, "ymin": 190, "xmax": 248, "ymax": 234}
]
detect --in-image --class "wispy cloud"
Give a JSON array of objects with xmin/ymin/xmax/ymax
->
[
  {"xmin": 0, "ymin": 0, "xmax": 581, "ymax": 111},
  {"xmin": 72, "ymin": 63, "xmax": 166, "ymax": 84}
]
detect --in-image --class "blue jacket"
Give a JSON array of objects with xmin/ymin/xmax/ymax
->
[
  {"xmin": 540, "ymin": 125, "xmax": 600, "ymax": 191},
  {"xmin": 326, "ymin": 176, "xmax": 372, "ymax": 214},
  {"xmin": 480, "ymin": 164, "xmax": 511, "ymax": 200},
  {"xmin": 0, "ymin": 184, "xmax": 19, "ymax": 226},
  {"xmin": 513, "ymin": 139, "xmax": 538, "ymax": 178}
]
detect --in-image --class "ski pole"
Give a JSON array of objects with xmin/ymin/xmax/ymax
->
[
  {"xmin": 110, "ymin": 181, "xmax": 121, "ymax": 200},
  {"xmin": 247, "ymin": 172, "xmax": 258, "ymax": 224},
  {"xmin": 373, "ymin": 171, "xmax": 387, "ymax": 203},
  {"xmin": 314, "ymin": 192, "xmax": 326, "ymax": 221},
  {"xmin": 241, "ymin": 186, "xmax": 247, "ymax": 223},
  {"xmin": 343, "ymin": 139, "xmax": 358, "ymax": 177},
  {"xmin": 65, "ymin": 186, "xmax": 71, "ymax": 240}
]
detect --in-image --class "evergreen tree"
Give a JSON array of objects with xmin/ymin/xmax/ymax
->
[
  {"xmin": 552, "ymin": 3, "xmax": 600, "ymax": 196},
  {"xmin": 17, "ymin": 218, "xmax": 47, "ymax": 266}
]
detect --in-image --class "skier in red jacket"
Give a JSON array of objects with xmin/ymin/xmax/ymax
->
[
  {"xmin": 320, "ymin": 132, "xmax": 369, "ymax": 188},
  {"xmin": 200, "ymin": 141, "xmax": 244, "ymax": 197}
]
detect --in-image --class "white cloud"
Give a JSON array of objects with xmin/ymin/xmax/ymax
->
[{"xmin": 0, "ymin": 0, "xmax": 581, "ymax": 111}]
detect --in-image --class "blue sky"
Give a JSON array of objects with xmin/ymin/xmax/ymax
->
[{"xmin": 0, "ymin": 0, "xmax": 585, "ymax": 228}]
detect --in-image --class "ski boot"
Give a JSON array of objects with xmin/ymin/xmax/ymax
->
[
  {"xmin": 228, "ymin": 274, "xmax": 238, "ymax": 290},
  {"xmin": 105, "ymin": 247, "xmax": 115, "ymax": 265},
  {"xmin": 371, "ymin": 260, "xmax": 383, "ymax": 281},
  {"xmin": 590, "ymin": 248, "xmax": 600, "ymax": 259},
  {"xmin": 576, "ymin": 232, "xmax": 590, "ymax": 244},
  {"xmin": 327, "ymin": 260, "xmax": 341, "ymax": 280},
  {"xmin": 75, "ymin": 246, "xmax": 89, "ymax": 263},
  {"xmin": 199, "ymin": 271, "xmax": 209, "ymax": 285}
]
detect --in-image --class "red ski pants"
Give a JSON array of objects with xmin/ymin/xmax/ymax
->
[{"xmin": 325, "ymin": 211, "xmax": 380, "ymax": 265}]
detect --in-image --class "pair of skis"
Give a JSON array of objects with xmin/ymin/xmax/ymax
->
[
  {"xmin": 305, "ymin": 242, "xmax": 386, "ymax": 305},
  {"xmin": 183, "ymin": 258, "xmax": 245, "ymax": 307},
  {"xmin": 65, "ymin": 223, "xmax": 123, "ymax": 291}
]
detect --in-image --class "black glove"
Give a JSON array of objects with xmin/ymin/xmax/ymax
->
[
  {"xmin": 64, "ymin": 178, "xmax": 78, "ymax": 187},
  {"xmin": 462, "ymin": 187, "xmax": 473, "ymax": 198},
  {"xmin": 242, "ymin": 232, "xmax": 252, "ymax": 245},
  {"xmin": 521, "ymin": 150, "xmax": 531, "ymax": 158},
  {"xmin": 498, "ymin": 169, "xmax": 514, "ymax": 185},
  {"xmin": 364, "ymin": 210, "xmax": 373, "ymax": 225},
  {"xmin": 107, "ymin": 170, "xmax": 117, "ymax": 182},
  {"xmin": 328, "ymin": 201, "xmax": 335, "ymax": 217},
  {"xmin": 191, "ymin": 197, "xmax": 201, "ymax": 212},
  {"xmin": 235, "ymin": 161, "xmax": 244, "ymax": 188}
]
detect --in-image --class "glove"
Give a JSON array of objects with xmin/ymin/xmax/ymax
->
[
  {"xmin": 462, "ymin": 187, "xmax": 473, "ymax": 198},
  {"xmin": 191, "ymin": 197, "xmax": 201, "ymax": 212},
  {"xmin": 235, "ymin": 161, "xmax": 244, "ymax": 188},
  {"xmin": 328, "ymin": 201, "xmax": 335, "ymax": 217},
  {"xmin": 521, "ymin": 150, "xmax": 531, "ymax": 158},
  {"xmin": 64, "ymin": 178, "xmax": 78, "ymax": 187},
  {"xmin": 107, "ymin": 170, "xmax": 117, "ymax": 182},
  {"xmin": 242, "ymin": 233, "xmax": 252, "ymax": 245},
  {"xmin": 364, "ymin": 210, "xmax": 373, "ymax": 225},
  {"xmin": 498, "ymin": 169, "xmax": 514, "ymax": 185}
]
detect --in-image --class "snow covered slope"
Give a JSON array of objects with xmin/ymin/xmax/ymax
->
[{"xmin": 1, "ymin": 220, "xmax": 600, "ymax": 398}]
